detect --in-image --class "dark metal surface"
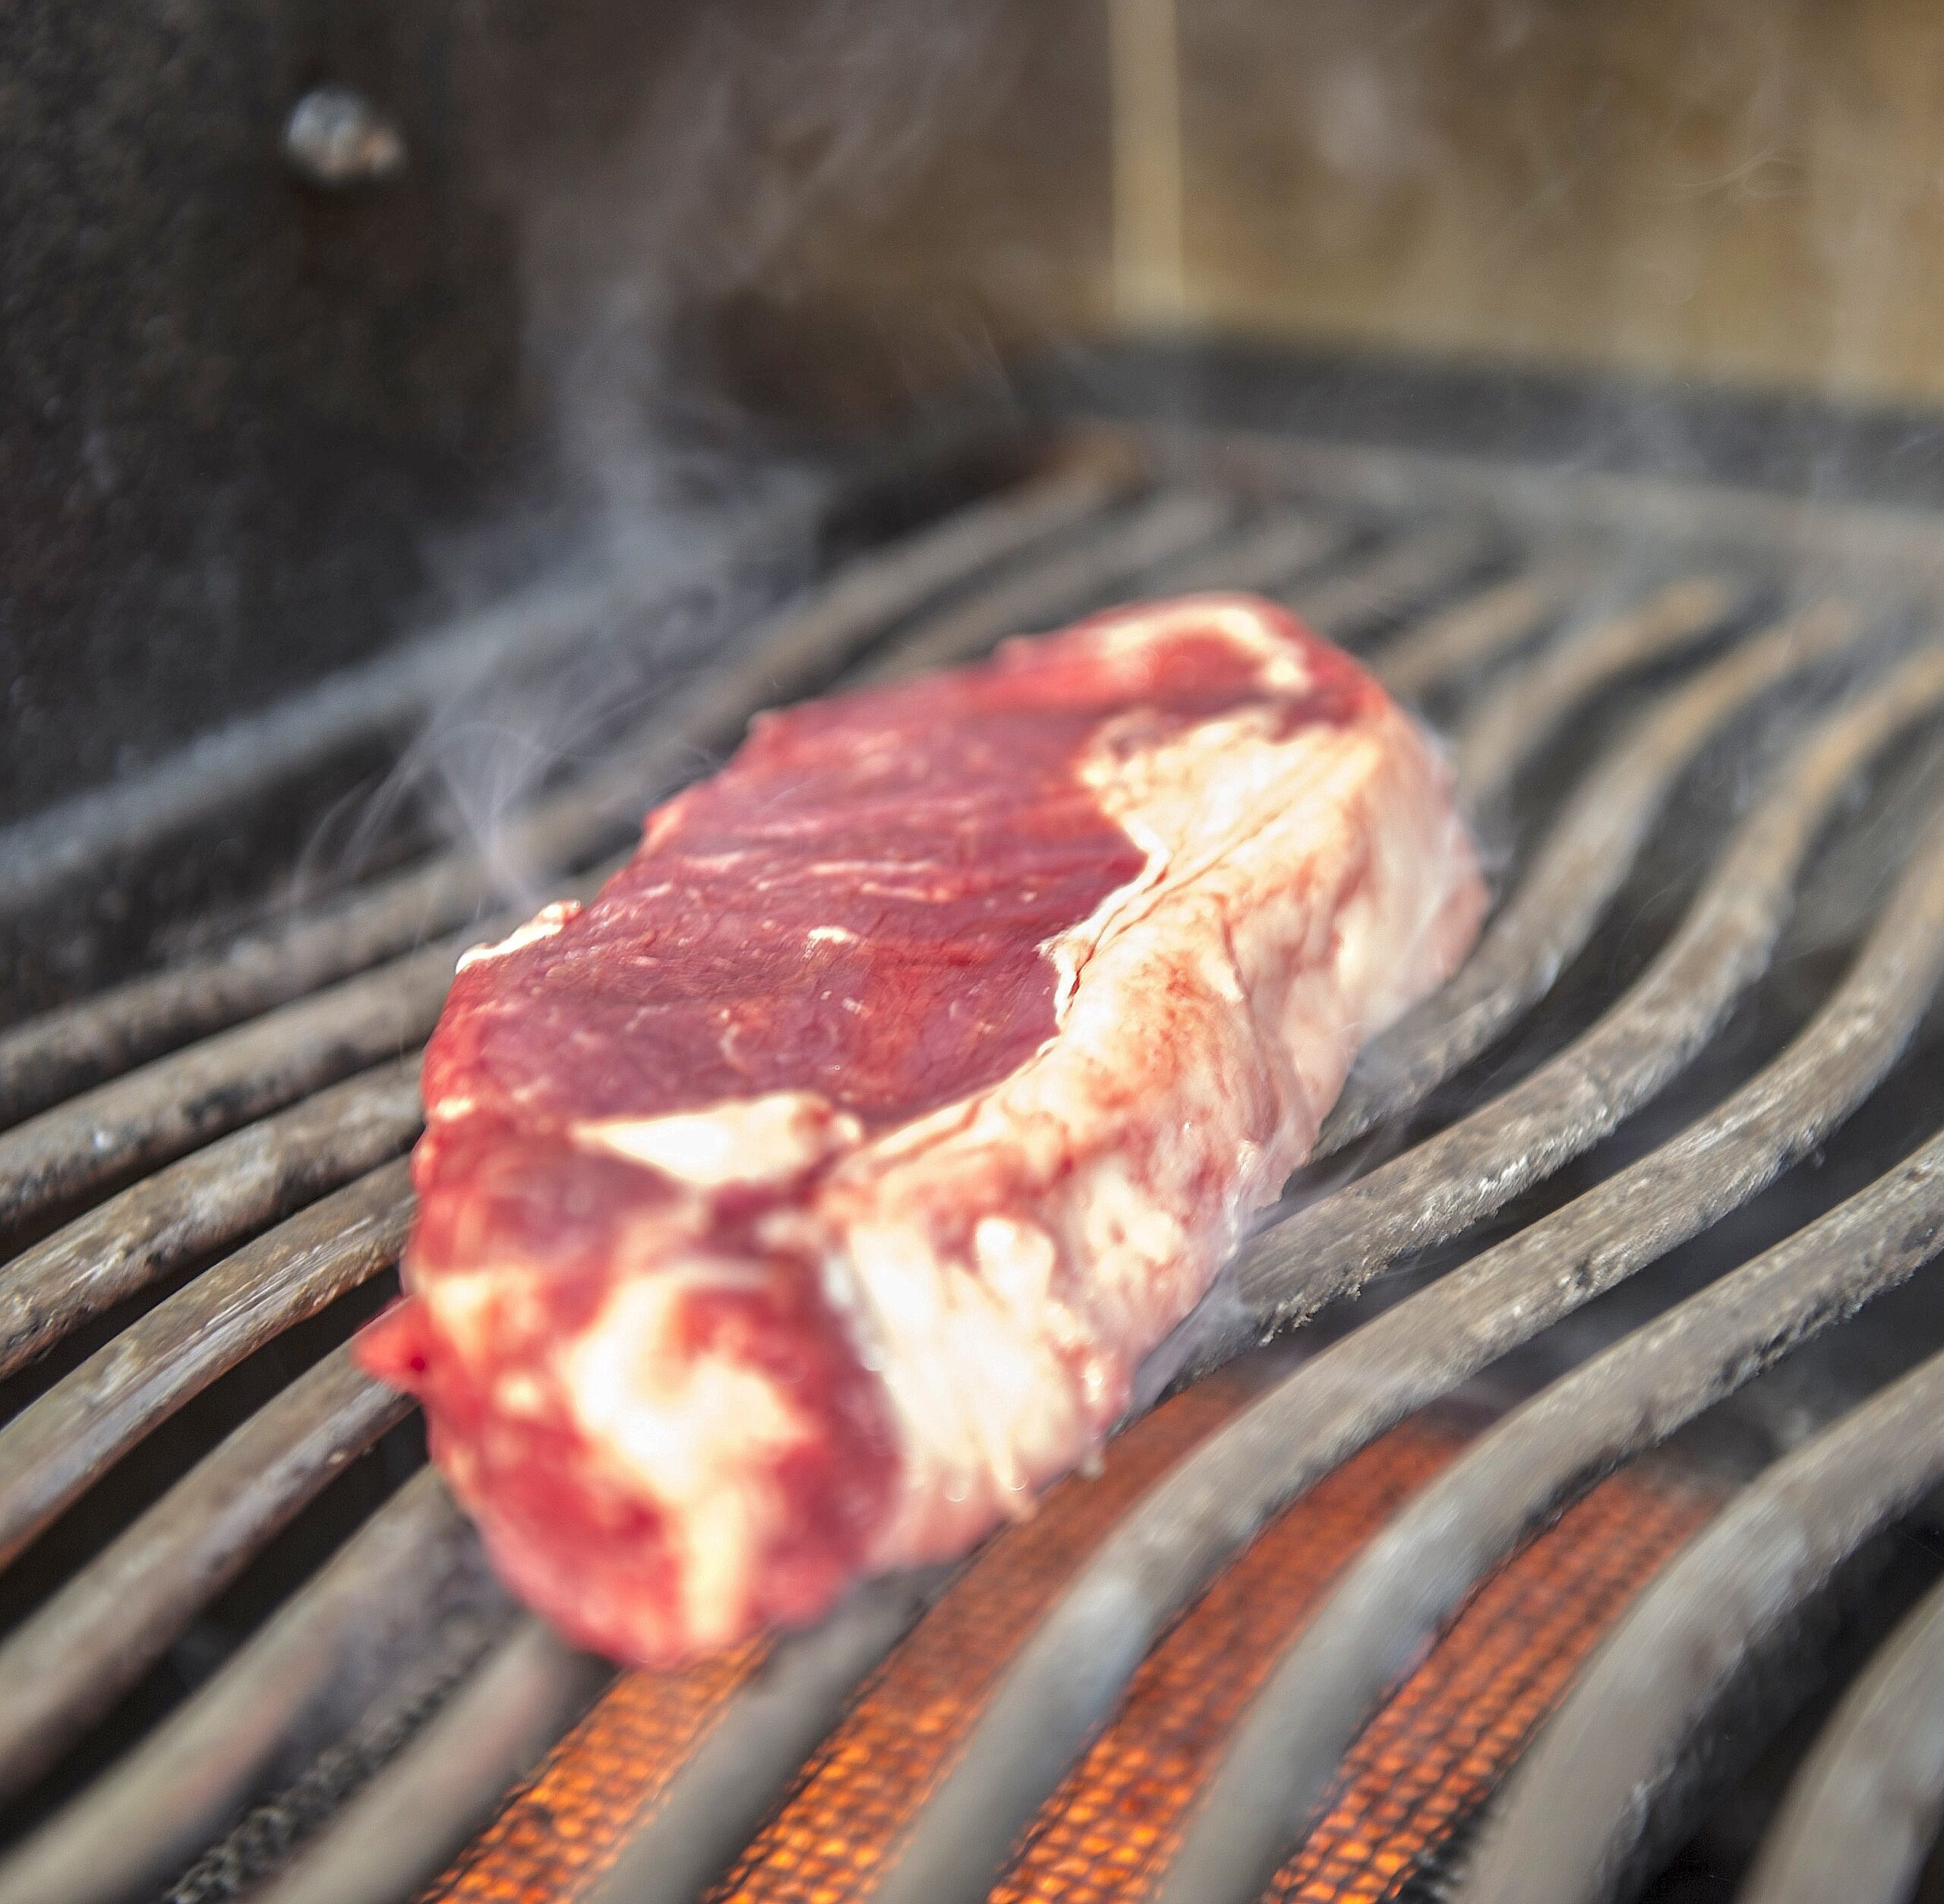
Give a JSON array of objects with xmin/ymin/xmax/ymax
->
[
  {"xmin": 8, "ymin": 422, "xmax": 1944, "ymax": 1904},
  {"xmin": 1257, "ymin": 519, "xmax": 1503, "ymax": 643},
  {"xmin": 1458, "ymin": 1344, "xmax": 1944, "ymax": 1904},
  {"xmin": 1318, "ymin": 589, "xmax": 1830, "ymax": 1157},
  {"xmin": 1153, "ymin": 508, "xmax": 1360, "ymax": 598},
  {"xmin": 249, "ymin": 1621, "xmax": 610, "ymax": 1904},
  {"xmin": 0, "ymin": 1347, "xmax": 410, "ymax": 1799},
  {"xmin": 1, "ymin": 0, "xmax": 524, "ymax": 830},
  {"xmin": 1157, "ymin": 794, "xmax": 1944, "ymax": 1904},
  {"xmin": 1738, "ymin": 1565, "xmax": 1944, "ymax": 1904},
  {"xmin": 0, "ymin": 1160, "xmax": 412, "ymax": 1571},
  {"xmin": 0, "ymin": 1059, "xmax": 421, "ymax": 1382},
  {"xmin": 0, "ymin": 944, "xmax": 462, "ymax": 1236},
  {"xmin": 1447, "ymin": 575, "xmax": 1747, "ymax": 799},
  {"xmin": 854, "ymin": 488, "xmax": 1239, "ymax": 684},
  {"xmin": 1377, "ymin": 556, "xmax": 1590, "ymax": 700},
  {"xmin": 0, "ymin": 1472, "xmax": 500, "ymax": 1904}
]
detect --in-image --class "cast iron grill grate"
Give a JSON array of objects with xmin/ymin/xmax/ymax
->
[{"xmin": 5, "ymin": 420, "xmax": 1944, "ymax": 1904}]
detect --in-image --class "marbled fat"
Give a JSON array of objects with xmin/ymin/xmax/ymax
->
[{"xmin": 358, "ymin": 595, "xmax": 1485, "ymax": 1663}]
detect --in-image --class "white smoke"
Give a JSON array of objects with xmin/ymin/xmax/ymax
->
[{"xmin": 309, "ymin": 0, "xmax": 1018, "ymax": 912}]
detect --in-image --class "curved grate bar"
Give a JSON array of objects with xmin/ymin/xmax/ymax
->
[
  {"xmin": 1456, "ymin": 1341, "xmax": 1944, "ymax": 1904},
  {"xmin": 866, "ymin": 634, "xmax": 1944, "ymax": 1904},
  {"xmin": 1737, "ymin": 1565, "xmax": 1944, "ymax": 1904},
  {"xmin": 0, "ymin": 935, "xmax": 469, "ymax": 1237},
  {"xmin": 0, "ymin": 459, "xmax": 1136, "ymax": 1130},
  {"xmin": 248, "ymin": 1620, "xmax": 611, "ymax": 1904},
  {"xmin": 0, "ymin": 1059, "xmax": 421, "ymax": 1385},
  {"xmin": 1451, "ymin": 575, "xmax": 1748, "ymax": 803},
  {"xmin": 1274, "ymin": 521, "xmax": 1504, "ymax": 643},
  {"xmin": 0, "ymin": 1160, "xmax": 412, "ymax": 1572},
  {"xmin": 494, "ymin": 471, "xmax": 1187, "ymax": 868},
  {"xmin": 1318, "ymin": 598, "xmax": 1865, "ymax": 1158},
  {"xmin": 0, "ymin": 1471, "xmax": 497, "ymax": 1904},
  {"xmin": 0, "ymin": 874, "xmax": 472, "ymax": 1141},
  {"xmin": 1444, "ymin": 575, "xmax": 1750, "ymax": 803},
  {"xmin": 1219, "ymin": 611, "xmax": 1911, "ymax": 1358},
  {"xmin": 0, "ymin": 1346, "xmax": 411, "ymax": 1801},
  {"xmin": 1155, "ymin": 793, "xmax": 1944, "ymax": 1904},
  {"xmin": 1138, "ymin": 505, "xmax": 1360, "ymax": 598},
  {"xmin": 580, "ymin": 1567, "xmax": 955, "ymax": 1904},
  {"xmin": 1376, "ymin": 555, "xmax": 1592, "ymax": 702},
  {"xmin": 852, "ymin": 489, "xmax": 1241, "ymax": 685}
]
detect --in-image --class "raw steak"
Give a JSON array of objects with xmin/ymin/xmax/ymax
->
[{"xmin": 358, "ymin": 593, "xmax": 1485, "ymax": 1664}]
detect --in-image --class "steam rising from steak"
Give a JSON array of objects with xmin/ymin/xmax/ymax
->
[{"xmin": 358, "ymin": 594, "xmax": 1483, "ymax": 1663}]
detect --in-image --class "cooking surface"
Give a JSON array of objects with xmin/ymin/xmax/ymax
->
[
  {"xmin": 5, "ymin": 416, "xmax": 1944, "ymax": 1903},
  {"xmin": 426, "ymin": 1391, "xmax": 1712, "ymax": 1904}
]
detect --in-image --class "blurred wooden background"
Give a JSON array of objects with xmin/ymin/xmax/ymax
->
[{"xmin": 703, "ymin": 0, "xmax": 1944, "ymax": 418}]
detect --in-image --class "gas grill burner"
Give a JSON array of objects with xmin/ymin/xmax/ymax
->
[{"xmin": 6, "ymin": 415, "xmax": 1944, "ymax": 1904}]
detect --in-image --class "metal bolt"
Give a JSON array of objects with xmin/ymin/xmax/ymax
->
[{"xmin": 283, "ymin": 86, "xmax": 408, "ymax": 189}]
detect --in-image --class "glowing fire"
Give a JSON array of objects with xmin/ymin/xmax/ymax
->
[{"xmin": 423, "ymin": 1373, "xmax": 1711, "ymax": 1904}]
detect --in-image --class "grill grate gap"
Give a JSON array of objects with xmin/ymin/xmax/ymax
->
[{"xmin": 8, "ymin": 1402, "xmax": 427, "ymax": 1847}]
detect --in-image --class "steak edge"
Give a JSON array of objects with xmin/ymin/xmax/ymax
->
[{"xmin": 358, "ymin": 593, "xmax": 1485, "ymax": 1663}]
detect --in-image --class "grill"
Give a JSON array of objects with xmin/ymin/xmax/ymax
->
[{"xmin": 6, "ymin": 413, "xmax": 1944, "ymax": 1904}]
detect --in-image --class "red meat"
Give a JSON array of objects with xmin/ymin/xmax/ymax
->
[{"xmin": 358, "ymin": 594, "xmax": 1484, "ymax": 1663}]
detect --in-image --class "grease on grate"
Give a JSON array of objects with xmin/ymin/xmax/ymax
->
[{"xmin": 421, "ymin": 1371, "xmax": 1712, "ymax": 1904}]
